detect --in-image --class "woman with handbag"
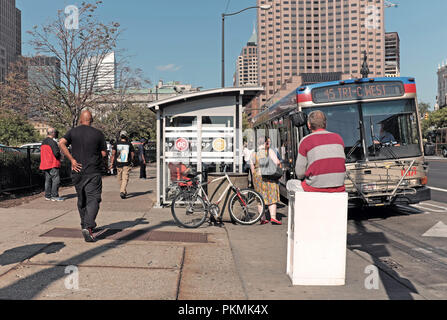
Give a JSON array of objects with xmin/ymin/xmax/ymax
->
[{"xmin": 250, "ymin": 136, "xmax": 283, "ymax": 225}]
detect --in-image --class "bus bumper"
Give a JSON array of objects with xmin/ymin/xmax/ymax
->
[
  {"xmin": 392, "ymin": 187, "xmax": 431, "ymax": 205},
  {"xmin": 348, "ymin": 187, "xmax": 432, "ymax": 208}
]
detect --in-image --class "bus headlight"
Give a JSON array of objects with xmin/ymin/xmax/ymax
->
[{"xmin": 401, "ymin": 179, "xmax": 422, "ymax": 187}]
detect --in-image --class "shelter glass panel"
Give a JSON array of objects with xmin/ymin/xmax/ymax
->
[{"xmin": 202, "ymin": 116, "xmax": 235, "ymax": 173}]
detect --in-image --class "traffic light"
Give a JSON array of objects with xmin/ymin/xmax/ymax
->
[{"xmin": 424, "ymin": 113, "xmax": 429, "ymax": 120}]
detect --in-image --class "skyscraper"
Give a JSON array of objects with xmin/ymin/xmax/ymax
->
[
  {"xmin": 80, "ymin": 51, "xmax": 116, "ymax": 93},
  {"xmin": 234, "ymin": 28, "xmax": 259, "ymax": 87},
  {"xmin": 256, "ymin": 0, "xmax": 385, "ymax": 105},
  {"xmin": 0, "ymin": 0, "xmax": 21, "ymax": 82},
  {"xmin": 23, "ymin": 56, "xmax": 61, "ymax": 92},
  {"xmin": 385, "ymin": 32, "xmax": 400, "ymax": 77}
]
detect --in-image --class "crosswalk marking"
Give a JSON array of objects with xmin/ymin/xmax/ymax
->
[{"xmin": 413, "ymin": 202, "xmax": 447, "ymax": 213}]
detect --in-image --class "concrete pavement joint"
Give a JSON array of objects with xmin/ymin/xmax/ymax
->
[
  {"xmin": 0, "ymin": 242, "xmax": 60, "ymax": 279},
  {"xmin": 41, "ymin": 210, "xmax": 73, "ymax": 224},
  {"xmin": 175, "ymin": 246, "xmax": 186, "ymax": 301},
  {"xmin": 23, "ymin": 262, "xmax": 179, "ymax": 271},
  {"xmin": 224, "ymin": 225, "xmax": 249, "ymax": 300}
]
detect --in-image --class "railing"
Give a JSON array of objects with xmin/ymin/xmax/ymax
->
[
  {"xmin": 1, "ymin": 142, "xmax": 156, "ymax": 194},
  {"xmin": 0, "ymin": 146, "xmax": 72, "ymax": 194}
]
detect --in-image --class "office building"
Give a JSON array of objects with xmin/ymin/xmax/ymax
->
[
  {"xmin": 22, "ymin": 56, "xmax": 61, "ymax": 91},
  {"xmin": 234, "ymin": 28, "xmax": 259, "ymax": 87},
  {"xmin": 256, "ymin": 0, "xmax": 386, "ymax": 105},
  {"xmin": 80, "ymin": 51, "xmax": 116, "ymax": 92},
  {"xmin": 438, "ymin": 62, "xmax": 447, "ymax": 110},
  {"xmin": 385, "ymin": 32, "xmax": 400, "ymax": 77},
  {"xmin": 0, "ymin": 0, "xmax": 21, "ymax": 82}
]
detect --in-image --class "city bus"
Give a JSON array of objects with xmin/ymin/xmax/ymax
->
[{"xmin": 251, "ymin": 77, "xmax": 431, "ymax": 208}]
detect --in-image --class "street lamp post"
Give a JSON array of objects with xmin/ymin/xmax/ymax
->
[{"xmin": 221, "ymin": 5, "xmax": 272, "ymax": 88}]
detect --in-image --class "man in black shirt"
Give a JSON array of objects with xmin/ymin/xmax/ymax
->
[
  {"xmin": 110, "ymin": 131, "xmax": 135, "ymax": 199},
  {"xmin": 59, "ymin": 110, "xmax": 107, "ymax": 243}
]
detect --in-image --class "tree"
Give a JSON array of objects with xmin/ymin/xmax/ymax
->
[
  {"xmin": 26, "ymin": 1, "xmax": 122, "ymax": 130},
  {"xmin": 0, "ymin": 112, "xmax": 41, "ymax": 146},
  {"xmin": 418, "ymin": 102, "xmax": 432, "ymax": 119},
  {"xmin": 429, "ymin": 108, "xmax": 447, "ymax": 129},
  {"xmin": 96, "ymin": 103, "xmax": 155, "ymax": 142},
  {"xmin": 92, "ymin": 65, "xmax": 152, "ymax": 141},
  {"xmin": 0, "ymin": 60, "xmax": 34, "ymax": 117}
]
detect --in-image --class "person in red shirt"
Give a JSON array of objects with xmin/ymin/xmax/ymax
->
[
  {"xmin": 40, "ymin": 128, "xmax": 63, "ymax": 201},
  {"xmin": 293, "ymin": 110, "xmax": 346, "ymax": 193}
]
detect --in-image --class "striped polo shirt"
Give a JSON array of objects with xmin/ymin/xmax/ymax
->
[{"xmin": 295, "ymin": 129, "xmax": 346, "ymax": 193}]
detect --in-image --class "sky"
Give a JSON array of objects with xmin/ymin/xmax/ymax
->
[{"xmin": 16, "ymin": 0, "xmax": 447, "ymax": 107}]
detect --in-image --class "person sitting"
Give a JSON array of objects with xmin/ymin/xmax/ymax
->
[
  {"xmin": 374, "ymin": 125, "xmax": 400, "ymax": 146},
  {"xmin": 293, "ymin": 110, "xmax": 346, "ymax": 193}
]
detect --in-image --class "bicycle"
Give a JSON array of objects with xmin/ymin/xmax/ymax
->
[{"xmin": 170, "ymin": 165, "xmax": 265, "ymax": 228}]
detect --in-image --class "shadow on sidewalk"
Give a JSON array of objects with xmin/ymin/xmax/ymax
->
[
  {"xmin": 0, "ymin": 221, "xmax": 177, "ymax": 299},
  {"xmin": 0, "ymin": 243, "xmax": 66, "ymax": 267},
  {"xmin": 125, "ymin": 190, "xmax": 153, "ymax": 199},
  {"xmin": 94, "ymin": 218, "xmax": 150, "ymax": 240}
]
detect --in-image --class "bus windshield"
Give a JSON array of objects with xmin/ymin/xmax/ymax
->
[{"xmin": 304, "ymin": 99, "xmax": 422, "ymax": 163}]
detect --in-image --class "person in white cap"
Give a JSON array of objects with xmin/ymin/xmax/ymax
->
[{"xmin": 110, "ymin": 130, "xmax": 135, "ymax": 199}]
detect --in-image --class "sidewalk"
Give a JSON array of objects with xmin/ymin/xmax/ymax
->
[{"xmin": 0, "ymin": 164, "xmax": 428, "ymax": 300}]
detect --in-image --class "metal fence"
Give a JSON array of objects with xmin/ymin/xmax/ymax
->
[
  {"xmin": 0, "ymin": 142, "xmax": 156, "ymax": 194},
  {"xmin": 0, "ymin": 146, "xmax": 72, "ymax": 194}
]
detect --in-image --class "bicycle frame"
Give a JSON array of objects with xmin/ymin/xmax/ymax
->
[{"xmin": 195, "ymin": 173, "xmax": 237, "ymax": 206}]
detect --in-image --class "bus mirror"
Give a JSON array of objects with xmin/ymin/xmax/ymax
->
[{"xmin": 291, "ymin": 112, "xmax": 308, "ymax": 127}]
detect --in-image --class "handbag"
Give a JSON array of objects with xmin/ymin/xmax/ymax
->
[{"xmin": 259, "ymin": 149, "xmax": 283, "ymax": 180}]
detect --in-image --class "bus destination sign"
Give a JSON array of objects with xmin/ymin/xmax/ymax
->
[{"xmin": 312, "ymin": 81, "xmax": 405, "ymax": 104}]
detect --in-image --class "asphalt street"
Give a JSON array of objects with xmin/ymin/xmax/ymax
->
[{"xmin": 427, "ymin": 159, "xmax": 447, "ymax": 203}]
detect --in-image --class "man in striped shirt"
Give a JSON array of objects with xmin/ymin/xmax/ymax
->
[{"xmin": 294, "ymin": 110, "xmax": 346, "ymax": 193}]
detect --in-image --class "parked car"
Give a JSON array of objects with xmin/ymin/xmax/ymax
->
[
  {"xmin": 0, "ymin": 144, "xmax": 20, "ymax": 153},
  {"xmin": 19, "ymin": 143, "xmax": 42, "ymax": 154}
]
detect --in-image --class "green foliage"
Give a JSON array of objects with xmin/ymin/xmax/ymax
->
[
  {"xmin": 428, "ymin": 107, "xmax": 447, "ymax": 129},
  {"xmin": 96, "ymin": 104, "xmax": 156, "ymax": 142},
  {"xmin": 0, "ymin": 113, "xmax": 41, "ymax": 146},
  {"xmin": 0, "ymin": 152, "xmax": 72, "ymax": 191},
  {"xmin": 418, "ymin": 102, "xmax": 431, "ymax": 118}
]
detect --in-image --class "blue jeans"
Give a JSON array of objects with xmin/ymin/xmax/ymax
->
[{"xmin": 44, "ymin": 168, "xmax": 61, "ymax": 198}]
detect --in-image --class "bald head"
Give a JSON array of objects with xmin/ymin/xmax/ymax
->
[
  {"xmin": 308, "ymin": 110, "xmax": 327, "ymax": 131},
  {"xmin": 80, "ymin": 110, "xmax": 93, "ymax": 126},
  {"xmin": 47, "ymin": 128, "xmax": 56, "ymax": 137}
]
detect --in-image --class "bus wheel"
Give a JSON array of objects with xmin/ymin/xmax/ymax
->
[{"xmin": 443, "ymin": 148, "xmax": 447, "ymax": 158}]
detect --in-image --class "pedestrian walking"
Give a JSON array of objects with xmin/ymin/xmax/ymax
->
[
  {"xmin": 109, "ymin": 139, "xmax": 117, "ymax": 175},
  {"xmin": 40, "ymin": 128, "xmax": 64, "ymax": 202},
  {"xmin": 59, "ymin": 110, "xmax": 108, "ymax": 243},
  {"xmin": 110, "ymin": 131, "xmax": 135, "ymax": 199},
  {"xmin": 139, "ymin": 138, "xmax": 148, "ymax": 179},
  {"xmin": 250, "ymin": 136, "xmax": 282, "ymax": 225},
  {"xmin": 293, "ymin": 110, "xmax": 346, "ymax": 193}
]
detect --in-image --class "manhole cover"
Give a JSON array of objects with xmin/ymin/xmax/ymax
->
[{"xmin": 40, "ymin": 228, "xmax": 208, "ymax": 243}]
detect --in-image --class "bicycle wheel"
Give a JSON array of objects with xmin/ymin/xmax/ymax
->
[
  {"xmin": 171, "ymin": 192, "xmax": 208, "ymax": 228},
  {"xmin": 229, "ymin": 189, "xmax": 265, "ymax": 225}
]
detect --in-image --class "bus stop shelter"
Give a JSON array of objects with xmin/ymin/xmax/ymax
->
[{"xmin": 147, "ymin": 87, "xmax": 263, "ymax": 207}]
